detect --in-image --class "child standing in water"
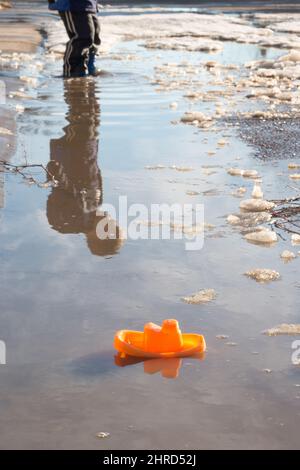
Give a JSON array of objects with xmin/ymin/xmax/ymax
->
[{"xmin": 48, "ymin": 0, "xmax": 101, "ymax": 78}]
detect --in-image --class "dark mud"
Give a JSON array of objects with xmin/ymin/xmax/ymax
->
[{"xmin": 236, "ymin": 118, "xmax": 300, "ymax": 161}]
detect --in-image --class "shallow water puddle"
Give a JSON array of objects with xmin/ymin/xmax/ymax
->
[{"xmin": 0, "ymin": 4, "xmax": 300, "ymax": 450}]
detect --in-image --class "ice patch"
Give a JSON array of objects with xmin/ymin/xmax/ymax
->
[
  {"xmin": 145, "ymin": 37, "xmax": 223, "ymax": 53},
  {"xmin": 244, "ymin": 229, "xmax": 277, "ymax": 244},
  {"xmin": 252, "ymin": 182, "xmax": 263, "ymax": 199},
  {"xmin": 281, "ymin": 250, "xmax": 296, "ymax": 261},
  {"xmin": 182, "ymin": 288, "xmax": 216, "ymax": 305},
  {"xmin": 240, "ymin": 199, "xmax": 275, "ymax": 212},
  {"xmin": 289, "ymin": 174, "xmax": 300, "ymax": 180},
  {"xmin": 245, "ymin": 269, "xmax": 280, "ymax": 283},
  {"xmin": 264, "ymin": 324, "xmax": 300, "ymax": 336},
  {"xmin": 227, "ymin": 168, "xmax": 259, "ymax": 179},
  {"xmin": 0, "ymin": 127, "xmax": 13, "ymax": 136},
  {"xmin": 180, "ymin": 112, "xmax": 214, "ymax": 128},
  {"xmin": 291, "ymin": 234, "xmax": 300, "ymax": 245},
  {"xmin": 227, "ymin": 212, "xmax": 271, "ymax": 227}
]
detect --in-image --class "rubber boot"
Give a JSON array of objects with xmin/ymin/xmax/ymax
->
[{"xmin": 88, "ymin": 52, "xmax": 102, "ymax": 77}]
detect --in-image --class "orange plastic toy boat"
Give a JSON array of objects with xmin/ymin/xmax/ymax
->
[{"xmin": 114, "ymin": 319, "xmax": 206, "ymax": 358}]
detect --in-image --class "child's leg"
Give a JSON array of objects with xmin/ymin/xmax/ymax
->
[
  {"xmin": 92, "ymin": 14, "xmax": 101, "ymax": 49},
  {"xmin": 87, "ymin": 14, "xmax": 101, "ymax": 75},
  {"xmin": 60, "ymin": 11, "xmax": 95, "ymax": 77},
  {"xmin": 59, "ymin": 11, "xmax": 74, "ymax": 77}
]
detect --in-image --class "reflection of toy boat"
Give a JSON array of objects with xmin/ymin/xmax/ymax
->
[
  {"xmin": 114, "ymin": 319, "xmax": 206, "ymax": 359},
  {"xmin": 115, "ymin": 353, "xmax": 182, "ymax": 378},
  {"xmin": 115, "ymin": 352, "xmax": 206, "ymax": 379}
]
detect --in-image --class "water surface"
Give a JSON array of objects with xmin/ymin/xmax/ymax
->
[{"xmin": 0, "ymin": 5, "xmax": 299, "ymax": 450}]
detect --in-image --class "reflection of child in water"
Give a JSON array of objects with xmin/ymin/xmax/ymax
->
[{"xmin": 47, "ymin": 79, "xmax": 123, "ymax": 256}]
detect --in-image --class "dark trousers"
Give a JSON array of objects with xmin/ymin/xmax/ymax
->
[{"xmin": 59, "ymin": 11, "xmax": 101, "ymax": 77}]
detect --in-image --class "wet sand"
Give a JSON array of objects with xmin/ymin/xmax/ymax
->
[
  {"xmin": 0, "ymin": 4, "xmax": 41, "ymax": 147},
  {"xmin": 0, "ymin": 2, "xmax": 300, "ymax": 450},
  {"xmin": 0, "ymin": 4, "xmax": 41, "ymax": 206},
  {"xmin": 0, "ymin": 4, "xmax": 41, "ymax": 145},
  {"xmin": 0, "ymin": 1, "xmax": 11, "ymax": 10},
  {"xmin": 0, "ymin": 23, "xmax": 41, "ymax": 53}
]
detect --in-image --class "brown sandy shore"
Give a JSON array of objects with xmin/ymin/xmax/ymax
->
[
  {"xmin": 0, "ymin": 1, "xmax": 41, "ymax": 208},
  {"xmin": 0, "ymin": 22, "xmax": 40, "ymax": 53},
  {"xmin": 0, "ymin": 2, "xmax": 41, "ymax": 154},
  {"xmin": 0, "ymin": 10, "xmax": 41, "ymax": 53},
  {"xmin": 0, "ymin": 1, "xmax": 11, "ymax": 10}
]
